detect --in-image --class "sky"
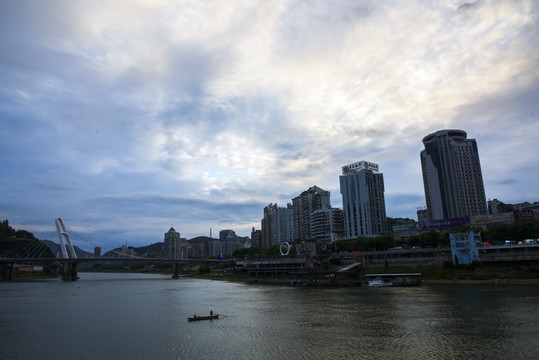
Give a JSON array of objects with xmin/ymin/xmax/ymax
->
[{"xmin": 1, "ymin": 0, "xmax": 538, "ymax": 252}]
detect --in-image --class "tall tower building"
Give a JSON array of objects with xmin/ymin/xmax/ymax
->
[
  {"xmin": 261, "ymin": 203, "xmax": 293, "ymax": 247},
  {"xmin": 420, "ymin": 129, "xmax": 487, "ymax": 220},
  {"xmin": 164, "ymin": 227, "xmax": 188, "ymax": 259},
  {"xmin": 340, "ymin": 161, "xmax": 388, "ymax": 238},
  {"xmin": 164, "ymin": 227, "xmax": 181, "ymax": 259},
  {"xmin": 292, "ymin": 186, "xmax": 331, "ymax": 242},
  {"xmin": 251, "ymin": 227, "xmax": 262, "ymax": 248}
]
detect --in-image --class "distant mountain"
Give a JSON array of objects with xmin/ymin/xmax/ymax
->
[
  {"xmin": 131, "ymin": 242, "xmax": 164, "ymax": 257},
  {"xmin": 39, "ymin": 236, "xmax": 224, "ymax": 259},
  {"xmin": 117, "ymin": 238, "xmax": 214, "ymax": 257},
  {"xmin": 130, "ymin": 238, "xmax": 213, "ymax": 255},
  {"xmin": 188, "ymin": 236, "xmax": 213, "ymax": 244},
  {"xmin": 41, "ymin": 239, "xmax": 93, "ymax": 258}
]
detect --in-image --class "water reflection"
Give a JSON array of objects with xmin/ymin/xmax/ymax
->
[{"xmin": 1, "ymin": 274, "xmax": 538, "ymax": 359}]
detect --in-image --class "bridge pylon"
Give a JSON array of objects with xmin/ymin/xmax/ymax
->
[
  {"xmin": 55, "ymin": 217, "xmax": 77, "ymax": 259},
  {"xmin": 55, "ymin": 217, "xmax": 79, "ymax": 281}
]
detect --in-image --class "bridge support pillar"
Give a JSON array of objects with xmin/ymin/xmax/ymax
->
[
  {"xmin": 172, "ymin": 262, "xmax": 180, "ymax": 279},
  {"xmin": 62, "ymin": 262, "xmax": 79, "ymax": 281},
  {"xmin": 1, "ymin": 262, "xmax": 14, "ymax": 280}
]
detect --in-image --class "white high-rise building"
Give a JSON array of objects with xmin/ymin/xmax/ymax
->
[
  {"xmin": 261, "ymin": 203, "xmax": 293, "ymax": 247},
  {"xmin": 340, "ymin": 161, "xmax": 388, "ymax": 238},
  {"xmin": 421, "ymin": 129, "xmax": 487, "ymax": 220},
  {"xmin": 292, "ymin": 186, "xmax": 331, "ymax": 242}
]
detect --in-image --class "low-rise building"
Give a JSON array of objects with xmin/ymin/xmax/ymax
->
[{"xmin": 450, "ymin": 231, "xmax": 481, "ymax": 265}]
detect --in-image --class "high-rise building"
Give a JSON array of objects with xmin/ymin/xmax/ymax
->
[
  {"xmin": 311, "ymin": 207, "xmax": 345, "ymax": 243},
  {"xmin": 420, "ymin": 129, "xmax": 487, "ymax": 220},
  {"xmin": 261, "ymin": 203, "xmax": 293, "ymax": 247},
  {"xmin": 219, "ymin": 229, "xmax": 236, "ymax": 240},
  {"xmin": 417, "ymin": 206, "xmax": 429, "ymax": 223},
  {"xmin": 292, "ymin": 186, "xmax": 331, "ymax": 242},
  {"xmin": 251, "ymin": 228, "xmax": 262, "ymax": 248},
  {"xmin": 164, "ymin": 227, "xmax": 188, "ymax": 259},
  {"xmin": 340, "ymin": 160, "xmax": 388, "ymax": 238},
  {"xmin": 217, "ymin": 229, "xmax": 244, "ymax": 256}
]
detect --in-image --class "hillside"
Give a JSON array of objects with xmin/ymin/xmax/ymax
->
[
  {"xmin": 0, "ymin": 219, "xmax": 54, "ymax": 258},
  {"xmin": 41, "ymin": 239, "xmax": 93, "ymax": 258}
]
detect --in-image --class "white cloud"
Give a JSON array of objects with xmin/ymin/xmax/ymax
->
[{"xmin": 1, "ymin": 0, "xmax": 538, "ymax": 249}]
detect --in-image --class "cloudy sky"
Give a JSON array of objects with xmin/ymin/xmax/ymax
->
[{"xmin": 1, "ymin": 0, "xmax": 538, "ymax": 252}]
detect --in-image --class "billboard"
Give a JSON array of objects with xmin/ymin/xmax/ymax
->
[
  {"xmin": 514, "ymin": 210, "xmax": 534, "ymax": 221},
  {"xmin": 16, "ymin": 266, "xmax": 34, "ymax": 272},
  {"xmin": 489, "ymin": 212, "xmax": 515, "ymax": 224},
  {"xmin": 470, "ymin": 215, "xmax": 489, "ymax": 227},
  {"xmin": 422, "ymin": 217, "xmax": 470, "ymax": 231},
  {"xmin": 392, "ymin": 222, "xmax": 422, "ymax": 233},
  {"xmin": 470, "ymin": 212, "xmax": 516, "ymax": 229},
  {"xmin": 342, "ymin": 160, "xmax": 379, "ymax": 174}
]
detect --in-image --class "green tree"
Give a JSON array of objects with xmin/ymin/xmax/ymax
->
[
  {"xmin": 485, "ymin": 223, "xmax": 512, "ymax": 244},
  {"xmin": 407, "ymin": 234, "xmax": 421, "ymax": 248},
  {"xmin": 419, "ymin": 230, "xmax": 440, "ymax": 248},
  {"xmin": 0, "ymin": 220, "xmax": 53, "ymax": 258},
  {"xmin": 512, "ymin": 221, "xmax": 539, "ymax": 242},
  {"xmin": 199, "ymin": 264, "xmax": 210, "ymax": 274},
  {"xmin": 439, "ymin": 231, "xmax": 450, "ymax": 246}
]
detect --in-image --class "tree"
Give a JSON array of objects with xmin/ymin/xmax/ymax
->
[
  {"xmin": 0, "ymin": 220, "xmax": 54, "ymax": 258},
  {"xmin": 419, "ymin": 230, "xmax": 439, "ymax": 248},
  {"xmin": 439, "ymin": 231, "xmax": 450, "ymax": 246},
  {"xmin": 365, "ymin": 234, "xmax": 396, "ymax": 251},
  {"xmin": 199, "ymin": 264, "xmax": 210, "ymax": 274},
  {"xmin": 483, "ymin": 223, "xmax": 511, "ymax": 244},
  {"xmin": 512, "ymin": 221, "xmax": 539, "ymax": 242},
  {"xmin": 407, "ymin": 234, "xmax": 421, "ymax": 248}
]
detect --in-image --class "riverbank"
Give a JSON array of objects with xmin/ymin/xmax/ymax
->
[
  {"xmin": 422, "ymin": 278, "xmax": 539, "ymax": 285},
  {"xmin": 192, "ymin": 261, "xmax": 539, "ymax": 286},
  {"xmin": 195, "ymin": 273, "xmax": 539, "ymax": 286},
  {"xmin": 5, "ymin": 260, "xmax": 539, "ymax": 285}
]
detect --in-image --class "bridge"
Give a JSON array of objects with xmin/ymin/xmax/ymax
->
[
  {"xmin": 0, "ymin": 256, "xmax": 234, "ymax": 281},
  {"xmin": 1, "ymin": 218, "xmax": 234, "ymax": 281}
]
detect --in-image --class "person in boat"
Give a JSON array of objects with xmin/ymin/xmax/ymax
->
[{"xmin": 210, "ymin": 310, "xmax": 213, "ymax": 317}]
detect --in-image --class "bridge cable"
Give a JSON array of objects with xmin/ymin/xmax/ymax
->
[
  {"xmin": 14, "ymin": 239, "xmax": 39, "ymax": 259},
  {"xmin": 66, "ymin": 226, "xmax": 149, "ymax": 259}
]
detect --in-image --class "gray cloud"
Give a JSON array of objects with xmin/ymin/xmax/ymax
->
[
  {"xmin": 493, "ymin": 179, "xmax": 518, "ymax": 186},
  {"xmin": 1, "ymin": 0, "xmax": 538, "ymax": 250},
  {"xmin": 456, "ymin": 1, "xmax": 479, "ymax": 12}
]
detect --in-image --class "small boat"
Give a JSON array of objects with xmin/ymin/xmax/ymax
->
[
  {"xmin": 368, "ymin": 278, "xmax": 393, "ymax": 287},
  {"xmin": 188, "ymin": 314, "xmax": 219, "ymax": 322},
  {"xmin": 365, "ymin": 273, "xmax": 421, "ymax": 287}
]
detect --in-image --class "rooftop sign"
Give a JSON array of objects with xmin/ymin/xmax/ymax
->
[{"xmin": 342, "ymin": 160, "xmax": 379, "ymax": 174}]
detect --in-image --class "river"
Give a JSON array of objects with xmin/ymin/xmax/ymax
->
[{"xmin": 1, "ymin": 272, "xmax": 539, "ymax": 360}]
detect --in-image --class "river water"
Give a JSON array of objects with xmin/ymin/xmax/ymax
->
[{"xmin": 1, "ymin": 273, "xmax": 539, "ymax": 360}]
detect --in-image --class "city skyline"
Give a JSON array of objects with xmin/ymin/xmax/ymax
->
[{"xmin": 1, "ymin": 1, "xmax": 538, "ymax": 252}]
